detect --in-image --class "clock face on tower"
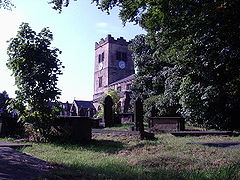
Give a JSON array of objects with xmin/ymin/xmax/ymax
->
[{"xmin": 118, "ymin": 61, "xmax": 126, "ymax": 69}]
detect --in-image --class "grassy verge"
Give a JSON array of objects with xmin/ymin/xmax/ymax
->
[{"xmin": 13, "ymin": 133, "xmax": 239, "ymax": 180}]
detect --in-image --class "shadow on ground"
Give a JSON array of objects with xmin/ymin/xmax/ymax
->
[
  {"xmin": 52, "ymin": 139, "xmax": 126, "ymax": 154},
  {"xmin": 0, "ymin": 147, "xmax": 52, "ymax": 180},
  {"xmin": 39, "ymin": 159, "xmax": 240, "ymax": 180},
  {"xmin": 187, "ymin": 142, "xmax": 240, "ymax": 148}
]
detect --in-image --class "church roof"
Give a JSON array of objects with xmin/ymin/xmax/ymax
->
[
  {"xmin": 109, "ymin": 74, "xmax": 134, "ymax": 86},
  {"xmin": 74, "ymin": 100, "xmax": 95, "ymax": 109}
]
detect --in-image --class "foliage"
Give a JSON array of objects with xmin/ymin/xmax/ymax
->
[
  {"xmin": 6, "ymin": 23, "xmax": 64, "ymax": 140},
  {"xmin": 129, "ymin": 35, "xmax": 180, "ymax": 118},
  {"xmin": 48, "ymin": 0, "xmax": 71, "ymax": 12},
  {"xmin": 95, "ymin": 88, "xmax": 120, "ymax": 118},
  {"xmin": 0, "ymin": 91, "xmax": 10, "ymax": 117},
  {"xmin": 0, "ymin": 0, "xmax": 14, "ymax": 10},
  {"xmin": 89, "ymin": 0, "xmax": 240, "ymax": 130}
]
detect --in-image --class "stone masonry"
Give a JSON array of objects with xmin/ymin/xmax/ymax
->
[{"xmin": 93, "ymin": 35, "xmax": 135, "ymax": 111}]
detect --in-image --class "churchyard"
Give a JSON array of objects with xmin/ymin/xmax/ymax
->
[
  {"xmin": 1, "ymin": 96, "xmax": 240, "ymax": 179},
  {"xmin": 0, "ymin": 131, "xmax": 238, "ymax": 180}
]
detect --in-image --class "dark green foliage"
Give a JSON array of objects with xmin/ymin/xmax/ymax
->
[
  {"xmin": 0, "ymin": 0, "xmax": 14, "ymax": 10},
  {"xmin": 49, "ymin": 0, "xmax": 70, "ymax": 12},
  {"xmin": 92, "ymin": 0, "xmax": 240, "ymax": 130},
  {"xmin": 6, "ymin": 23, "xmax": 64, "ymax": 140},
  {"xmin": 0, "ymin": 91, "xmax": 10, "ymax": 117}
]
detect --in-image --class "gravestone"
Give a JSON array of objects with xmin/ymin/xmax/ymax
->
[
  {"xmin": 123, "ymin": 93, "xmax": 131, "ymax": 113},
  {"xmin": 134, "ymin": 97, "xmax": 144, "ymax": 132},
  {"xmin": 134, "ymin": 98, "xmax": 155, "ymax": 140},
  {"xmin": 103, "ymin": 95, "xmax": 114, "ymax": 127},
  {"xmin": 149, "ymin": 106, "xmax": 157, "ymax": 128},
  {"xmin": 150, "ymin": 105, "xmax": 157, "ymax": 117}
]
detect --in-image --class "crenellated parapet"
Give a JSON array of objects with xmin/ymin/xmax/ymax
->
[{"xmin": 95, "ymin": 34, "xmax": 129, "ymax": 49}]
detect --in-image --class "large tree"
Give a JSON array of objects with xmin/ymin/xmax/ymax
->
[
  {"xmin": 89, "ymin": 0, "xmax": 240, "ymax": 130},
  {"xmin": 7, "ymin": 23, "xmax": 64, "ymax": 139}
]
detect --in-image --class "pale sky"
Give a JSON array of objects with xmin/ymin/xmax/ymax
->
[{"xmin": 0, "ymin": 0, "xmax": 145, "ymax": 102}]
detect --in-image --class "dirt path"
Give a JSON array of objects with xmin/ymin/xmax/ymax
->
[{"xmin": 0, "ymin": 147, "xmax": 52, "ymax": 180}]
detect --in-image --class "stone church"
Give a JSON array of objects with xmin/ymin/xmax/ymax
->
[
  {"xmin": 58, "ymin": 35, "xmax": 135, "ymax": 117},
  {"xmin": 93, "ymin": 35, "xmax": 135, "ymax": 113}
]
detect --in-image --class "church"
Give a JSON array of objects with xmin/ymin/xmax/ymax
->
[
  {"xmin": 60, "ymin": 35, "xmax": 135, "ymax": 116},
  {"xmin": 93, "ymin": 34, "xmax": 135, "ymax": 113}
]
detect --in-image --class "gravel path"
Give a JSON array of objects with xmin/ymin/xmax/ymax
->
[{"xmin": 0, "ymin": 147, "xmax": 52, "ymax": 180}]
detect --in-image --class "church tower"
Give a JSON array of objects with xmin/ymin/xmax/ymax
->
[{"xmin": 93, "ymin": 35, "xmax": 135, "ymax": 106}]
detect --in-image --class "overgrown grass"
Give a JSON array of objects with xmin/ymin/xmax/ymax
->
[{"xmin": 14, "ymin": 133, "xmax": 240, "ymax": 180}]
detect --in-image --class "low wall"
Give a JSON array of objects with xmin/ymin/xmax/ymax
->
[
  {"xmin": 57, "ymin": 116, "xmax": 92, "ymax": 143},
  {"xmin": 148, "ymin": 117, "xmax": 185, "ymax": 133}
]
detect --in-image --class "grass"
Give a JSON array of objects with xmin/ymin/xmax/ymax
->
[
  {"xmin": 104, "ymin": 122, "xmax": 148, "ymax": 131},
  {"xmin": 13, "ymin": 133, "xmax": 240, "ymax": 180},
  {"xmin": 104, "ymin": 122, "xmax": 134, "ymax": 130}
]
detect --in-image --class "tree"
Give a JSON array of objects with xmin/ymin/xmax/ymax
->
[
  {"xmin": 0, "ymin": 91, "xmax": 10, "ymax": 117},
  {"xmin": 89, "ymin": 0, "xmax": 240, "ymax": 130},
  {"xmin": 129, "ymin": 34, "xmax": 180, "ymax": 117},
  {"xmin": 48, "ymin": 0, "xmax": 71, "ymax": 12},
  {"xmin": 0, "ymin": 0, "xmax": 14, "ymax": 10},
  {"xmin": 6, "ymin": 23, "xmax": 64, "ymax": 139}
]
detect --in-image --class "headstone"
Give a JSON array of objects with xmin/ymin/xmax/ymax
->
[
  {"xmin": 123, "ymin": 93, "xmax": 131, "ymax": 113},
  {"xmin": 133, "ymin": 98, "xmax": 155, "ymax": 140},
  {"xmin": 103, "ymin": 95, "xmax": 114, "ymax": 127},
  {"xmin": 150, "ymin": 105, "xmax": 157, "ymax": 117},
  {"xmin": 134, "ymin": 97, "xmax": 144, "ymax": 132},
  {"xmin": 149, "ymin": 105, "xmax": 157, "ymax": 128}
]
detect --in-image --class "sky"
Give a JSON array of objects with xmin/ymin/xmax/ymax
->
[{"xmin": 0, "ymin": 0, "xmax": 145, "ymax": 102}]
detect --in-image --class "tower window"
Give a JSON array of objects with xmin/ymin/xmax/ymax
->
[
  {"xmin": 102, "ymin": 52, "xmax": 104, "ymax": 62},
  {"xmin": 116, "ymin": 51, "xmax": 127, "ymax": 61},
  {"xmin": 98, "ymin": 77, "xmax": 103, "ymax": 87},
  {"xmin": 98, "ymin": 52, "xmax": 104, "ymax": 63},
  {"xmin": 98, "ymin": 54, "xmax": 101, "ymax": 63}
]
